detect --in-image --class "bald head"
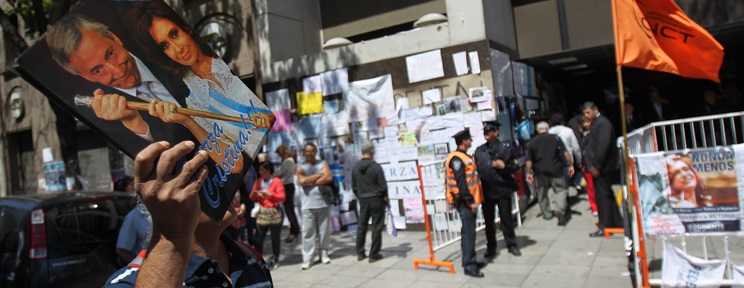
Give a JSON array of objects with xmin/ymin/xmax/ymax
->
[{"xmin": 536, "ymin": 121, "xmax": 549, "ymax": 134}]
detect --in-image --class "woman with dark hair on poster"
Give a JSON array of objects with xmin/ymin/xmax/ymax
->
[
  {"xmin": 128, "ymin": 1, "xmax": 274, "ymax": 161},
  {"xmin": 665, "ymin": 155, "xmax": 710, "ymax": 208}
]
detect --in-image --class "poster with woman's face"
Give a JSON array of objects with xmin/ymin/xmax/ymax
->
[
  {"xmin": 635, "ymin": 147, "xmax": 743, "ymax": 236},
  {"xmin": 11, "ymin": 0, "xmax": 274, "ymax": 222}
]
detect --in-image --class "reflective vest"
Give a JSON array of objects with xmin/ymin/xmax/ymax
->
[{"xmin": 445, "ymin": 151, "xmax": 483, "ymax": 206}]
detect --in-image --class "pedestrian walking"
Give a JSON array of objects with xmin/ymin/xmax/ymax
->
[
  {"xmin": 474, "ymin": 121, "xmax": 521, "ymax": 259},
  {"xmin": 352, "ymin": 142, "xmax": 388, "ymax": 263},
  {"xmin": 274, "ymin": 145, "xmax": 300, "ymax": 243},
  {"xmin": 525, "ymin": 122, "xmax": 575, "ymax": 226},
  {"xmin": 250, "ymin": 161, "xmax": 286, "ymax": 270},
  {"xmin": 445, "ymin": 129, "xmax": 485, "ymax": 278}
]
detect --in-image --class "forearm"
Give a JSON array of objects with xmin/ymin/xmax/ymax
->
[
  {"xmin": 136, "ymin": 234, "xmax": 192, "ymax": 288},
  {"xmin": 298, "ymin": 174, "xmax": 321, "ymax": 186},
  {"xmin": 525, "ymin": 160, "xmax": 532, "ymax": 172}
]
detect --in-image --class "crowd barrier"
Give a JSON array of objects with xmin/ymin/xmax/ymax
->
[
  {"xmin": 621, "ymin": 111, "xmax": 744, "ymax": 287},
  {"xmin": 412, "ymin": 160, "xmax": 521, "ymax": 273}
]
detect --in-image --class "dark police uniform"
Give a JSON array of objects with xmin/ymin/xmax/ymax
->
[
  {"xmin": 474, "ymin": 121, "xmax": 521, "ymax": 258},
  {"xmin": 445, "ymin": 129, "xmax": 484, "ymax": 277}
]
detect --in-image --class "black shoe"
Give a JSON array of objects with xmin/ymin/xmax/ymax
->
[
  {"xmin": 464, "ymin": 268, "xmax": 484, "ymax": 278},
  {"xmin": 508, "ymin": 246, "xmax": 522, "ymax": 256},
  {"xmin": 368, "ymin": 254, "xmax": 383, "ymax": 263},
  {"xmin": 358, "ymin": 253, "xmax": 367, "ymax": 261},
  {"xmin": 556, "ymin": 213, "xmax": 567, "ymax": 226},
  {"xmin": 589, "ymin": 229, "xmax": 605, "ymax": 238},
  {"xmin": 484, "ymin": 250, "xmax": 497, "ymax": 259},
  {"xmin": 476, "ymin": 262, "xmax": 486, "ymax": 268}
]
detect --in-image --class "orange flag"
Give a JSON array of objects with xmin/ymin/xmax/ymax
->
[{"xmin": 612, "ymin": 0, "xmax": 724, "ymax": 83}]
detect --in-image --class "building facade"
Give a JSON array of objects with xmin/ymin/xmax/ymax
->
[{"xmin": 1, "ymin": 0, "xmax": 742, "ymax": 196}]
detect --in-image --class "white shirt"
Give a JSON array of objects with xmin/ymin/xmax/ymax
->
[
  {"xmin": 113, "ymin": 54, "xmax": 181, "ymax": 141},
  {"xmin": 549, "ymin": 124, "xmax": 581, "ymax": 166}
]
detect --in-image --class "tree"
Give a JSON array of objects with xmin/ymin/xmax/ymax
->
[{"xmin": 2, "ymin": 0, "xmax": 82, "ymax": 190}]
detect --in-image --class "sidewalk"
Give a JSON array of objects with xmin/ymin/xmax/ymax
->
[{"xmin": 270, "ymin": 189, "xmax": 633, "ymax": 288}]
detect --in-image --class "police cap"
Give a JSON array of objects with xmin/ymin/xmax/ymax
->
[
  {"xmin": 452, "ymin": 128, "xmax": 472, "ymax": 142},
  {"xmin": 483, "ymin": 121, "xmax": 501, "ymax": 131}
]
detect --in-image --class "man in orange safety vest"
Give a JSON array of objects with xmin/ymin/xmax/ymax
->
[{"xmin": 445, "ymin": 128, "xmax": 485, "ymax": 278}]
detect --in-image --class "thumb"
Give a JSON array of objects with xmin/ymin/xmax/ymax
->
[{"xmin": 93, "ymin": 88, "xmax": 105, "ymax": 97}]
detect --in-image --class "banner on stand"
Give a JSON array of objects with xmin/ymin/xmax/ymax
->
[{"xmin": 634, "ymin": 146, "xmax": 744, "ymax": 236}]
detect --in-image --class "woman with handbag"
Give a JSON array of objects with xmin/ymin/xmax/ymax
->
[{"xmin": 250, "ymin": 161, "xmax": 286, "ymax": 270}]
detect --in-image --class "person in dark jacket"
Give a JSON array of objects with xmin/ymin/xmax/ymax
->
[
  {"xmin": 474, "ymin": 121, "xmax": 522, "ymax": 258},
  {"xmin": 352, "ymin": 142, "xmax": 388, "ymax": 263},
  {"xmin": 582, "ymin": 102, "xmax": 623, "ymax": 237}
]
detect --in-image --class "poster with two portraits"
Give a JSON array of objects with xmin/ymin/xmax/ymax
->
[
  {"xmin": 634, "ymin": 145, "xmax": 744, "ymax": 236},
  {"xmin": 10, "ymin": 0, "xmax": 274, "ymax": 222}
]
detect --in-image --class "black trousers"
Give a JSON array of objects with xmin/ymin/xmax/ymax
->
[
  {"xmin": 255, "ymin": 224, "xmax": 282, "ymax": 260},
  {"xmin": 594, "ymin": 172, "xmax": 623, "ymax": 229},
  {"xmin": 283, "ymin": 184, "xmax": 301, "ymax": 236},
  {"xmin": 458, "ymin": 205, "xmax": 477, "ymax": 270},
  {"xmin": 356, "ymin": 198, "xmax": 385, "ymax": 257},
  {"xmin": 483, "ymin": 195, "xmax": 517, "ymax": 252}
]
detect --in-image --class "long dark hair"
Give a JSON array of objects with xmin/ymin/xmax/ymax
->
[{"xmin": 129, "ymin": 1, "xmax": 218, "ymax": 77}]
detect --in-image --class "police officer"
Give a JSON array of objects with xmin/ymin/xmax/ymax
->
[
  {"xmin": 445, "ymin": 128, "xmax": 485, "ymax": 277},
  {"xmin": 474, "ymin": 121, "xmax": 522, "ymax": 259}
]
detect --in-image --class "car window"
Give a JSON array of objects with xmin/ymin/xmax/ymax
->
[{"xmin": 45, "ymin": 199, "xmax": 121, "ymax": 258}]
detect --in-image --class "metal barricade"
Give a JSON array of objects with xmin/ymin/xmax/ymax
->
[
  {"xmin": 412, "ymin": 160, "xmax": 522, "ymax": 273},
  {"xmin": 621, "ymin": 111, "xmax": 744, "ymax": 287}
]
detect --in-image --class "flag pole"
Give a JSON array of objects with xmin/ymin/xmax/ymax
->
[{"xmin": 616, "ymin": 65, "xmax": 650, "ymax": 288}]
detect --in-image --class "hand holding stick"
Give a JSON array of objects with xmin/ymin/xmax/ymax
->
[{"xmin": 74, "ymin": 95, "xmax": 275, "ymax": 128}]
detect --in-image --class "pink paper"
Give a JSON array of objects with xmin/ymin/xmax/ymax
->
[{"xmin": 270, "ymin": 109, "xmax": 292, "ymax": 132}]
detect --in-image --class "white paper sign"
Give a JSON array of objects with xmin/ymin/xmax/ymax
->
[
  {"xmin": 344, "ymin": 75, "xmax": 395, "ymax": 121},
  {"xmin": 323, "ymin": 112, "xmax": 351, "ymax": 137},
  {"xmin": 381, "ymin": 161, "xmax": 419, "ymax": 181},
  {"xmin": 321, "ymin": 68, "xmax": 349, "ymax": 96},
  {"xmin": 452, "ymin": 51, "xmax": 469, "ymax": 76},
  {"xmin": 468, "ymin": 51, "xmax": 481, "ymax": 74},
  {"xmin": 406, "ymin": 50, "xmax": 445, "ymax": 83},
  {"xmin": 266, "ymin": 89, "xmax": 291, "ymax": 111},
  {"xmin": 303, "ymin": 75, "xmax": 322, "ymax": 94},
  {"xmin": 422, "ymin": 88, "xmax": 442, "ymax": 105},
  {"xmin": 388, "ymin": 180, "xmax": 422, "ymax": 199}
]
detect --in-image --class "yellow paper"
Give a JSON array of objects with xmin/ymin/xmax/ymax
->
[
  {"xmin": 400, "ymin": 131, "xmax": 418, "ymax": 146},
  {"xmin": 297, "ymin": 92, "xmax": 323, "ymax": 115}
]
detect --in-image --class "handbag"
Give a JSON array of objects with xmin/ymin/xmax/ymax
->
[
  {"xmin": 256, "ymin": 206, "xmax": 283, "ymax": 226},
  {"xmin": 319, "ymin": 180, "xmax": 340, "ymax": 205}
]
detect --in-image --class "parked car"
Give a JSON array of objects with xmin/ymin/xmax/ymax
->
[{"xmin": 0, "ymin": 191, "xmax": 135, "ymax": 288}]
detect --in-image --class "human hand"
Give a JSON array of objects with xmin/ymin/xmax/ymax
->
[
  {"xmin": 250, "ymin": 112, "xmax": 274, "ymax": 129},
  {"xmin": 492, "ymin": 160, "xmax": 505, "ymax": 169},
  {"xmin": 148, "ymin": 100, "xmax": 192, "ymax": 125},
  {"xmin": 525, "ymin": 173, "xmax": 534, "ymax": 184},
  {"xmin": 134, "ymin": 141, "xmax": 209, "ymax": 239},
  {"xmin": 470, "ymin": 204, "xmax": 478, "ymax": 214},
  {"xmin": 91, "ymin": 89, "xmax": 139, "ymax": 121},
  {"xmin": 590, "ymin": 167, "xmax": 599, "ymax": 177},
  {"xmin": 567, "ymin": 166, "xmax": 575, "ymax": 178}
]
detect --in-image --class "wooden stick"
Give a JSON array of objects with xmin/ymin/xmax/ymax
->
[{"xmin": 74, "ymin": 95, "xmax": 273, "ymax": 127}]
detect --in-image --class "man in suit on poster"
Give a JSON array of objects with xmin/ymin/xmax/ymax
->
[{"xmin": 46, "ymin": 14, "xmax": 190, "ymax": 143}]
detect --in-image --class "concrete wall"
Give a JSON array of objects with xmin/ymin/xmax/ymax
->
[
  {"xmin": 169, "ymin": 0, "xmax": 256, "ymax": 78},
  {"xmin": 482, "ymin": 0, "xmax": 518, "ymax": 53},
  {"xmin": 260, "ymin": 0, "xmax": 494, "ymax": 84},
  {"xmin": 254, "ymin": 0, "xmax": 322, "ymax": 63},
  {"xmin": 320, "ymin": 0, "xmax": 446, "ymax": 41},
  {"xmin": 514, "ymin": 0, "xmax": 562, "ymax": 59},
  {"xmin": 564, "ymin": 0, "xmax": 612, "ymax": 50}
]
